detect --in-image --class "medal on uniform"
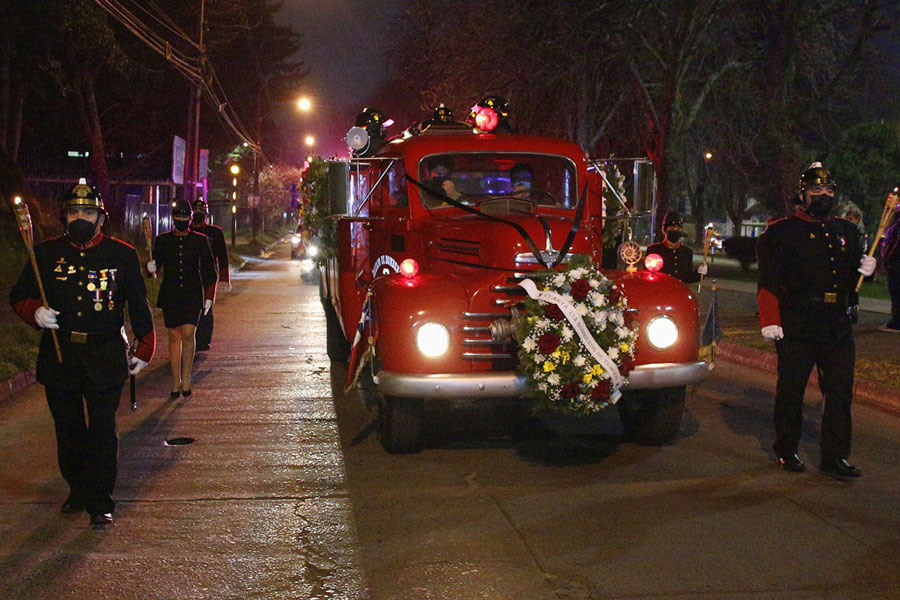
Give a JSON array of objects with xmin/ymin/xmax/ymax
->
[
  {"xmin": 93, "ymin": 288, "xmax": 103, "ymax": 311},
  {"xmin": 86, "ymin": 270, "xmax": 98, "ymax": 291},
  {"xmin": 100, "ymin": 269, "xmax": 108, "ymax": 290},
  {"xmin": 108, "ymin": 268, "xmax": 117, "ymax": 292}
]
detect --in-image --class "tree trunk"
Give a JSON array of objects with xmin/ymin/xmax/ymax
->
[{"xmin": 77, "ymin": 69, "xmax": 116, "ymax": 224}]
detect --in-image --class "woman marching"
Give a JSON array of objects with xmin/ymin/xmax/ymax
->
[{"xmin": 147, "ymin": 199, "xmax": 217, "ymax": 397}]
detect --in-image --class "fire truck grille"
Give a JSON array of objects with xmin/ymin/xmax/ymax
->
[
  {"xmin": 437, "ymin": 237, "xmax": 480, "ymax": 256},
  {"xmin": 460, "ymin": 272, "xmax": 535, "ymax": 367}
]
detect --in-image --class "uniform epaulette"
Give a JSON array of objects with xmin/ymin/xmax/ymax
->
[{"xmin": 105, "ymin": 235, "xmax": 136, "ymax": 250}]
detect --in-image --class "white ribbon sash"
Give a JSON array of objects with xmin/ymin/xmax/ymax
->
[{"xmin": 519, "ymin": 278, "xmax": 624, "ymax": 402}]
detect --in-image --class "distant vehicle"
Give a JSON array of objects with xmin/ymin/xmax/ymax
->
[
  {"xmin": 290, "ymin": 225, "xmax": 318, "ymax": 260},
  {"xmin": 320, "ymin": 99, "xmax": 710, "ymax": 453}
]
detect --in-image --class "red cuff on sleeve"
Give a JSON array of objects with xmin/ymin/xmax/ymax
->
[
  {"xmin": 218, "ymin": 267, "xmax": 230, "ymax": 283},
  {"xmin": 758, "ymin": 288, "xmax": 781, "ymax": 328},
  {"xmin": 134, "ymin": 330, "xmax": 156, "ymax": 363},
  {"xmin": 204, "ymin": 284, "xmax": 217, "ymax": 303},
  {"xmin": 12, "ymin": 298, "xmax": 43, "ymax": 329}
]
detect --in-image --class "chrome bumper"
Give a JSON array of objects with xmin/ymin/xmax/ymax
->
[{"xmin": 375, "ymin": 361, "xmax": 711, "ymax": 399}]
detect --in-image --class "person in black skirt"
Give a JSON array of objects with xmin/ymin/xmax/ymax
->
[
  {"xmin": 190, "ymin": 198, "xmax": 230, "ymax": 351},
  {"xmin": 147, "ymin": 199, "xmax": 217, "ymax": 397}
]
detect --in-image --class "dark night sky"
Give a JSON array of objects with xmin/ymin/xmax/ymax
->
[{"xmin": 275, "ymin": 0, "xmax": 407, "ymax": 159}]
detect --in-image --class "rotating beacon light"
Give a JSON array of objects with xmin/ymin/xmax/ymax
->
[
  {"xmin": 468, "ymin": 96, "xmax": 509, "ymax": 133},
  {"xmin": 644, "ymin": 253, "xmax": 664, "ymax": 273}
]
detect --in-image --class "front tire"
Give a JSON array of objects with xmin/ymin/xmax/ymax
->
[
  {"xmin": 379, "ymin": 396, "xmax": 423, "ymax": 454},
  {"xmin": 617, "ymin": 386, "xmax": 686, "ymax": 445}
]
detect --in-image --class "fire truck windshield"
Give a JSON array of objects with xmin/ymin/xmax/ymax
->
[{"xmin": 418, "ymin": 153, "xmax": 577, "ymax": 210}]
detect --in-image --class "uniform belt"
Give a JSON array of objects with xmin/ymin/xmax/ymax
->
[
  {"xmin": 808, "ymin": 292, "xmax": 845, "ymax": 304},
  {"xmin": 60, "ymin": 330, "xmax": 123, "ymax": 344}
]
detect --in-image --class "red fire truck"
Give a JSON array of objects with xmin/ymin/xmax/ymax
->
[{"xmin": 321, "ymin": 100, "xmax": 710, "ymax": 453}]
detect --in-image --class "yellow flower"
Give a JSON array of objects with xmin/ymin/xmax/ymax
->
[
  {"xmin": 582, "ymin": 373, "xmax": 593, "ymax": 384},
  {"xmin": 591, "ymin": 364, "xmax": 603, "ymax": 376},
  {"xmin": 552, "ymin": 350, "xmax": 561, "ymax": 359},
  {"xmin": 620, "ymin": 343, "xmax": 630, "ymax": 353},
  {"xmin": 543, "ymin": 361, "xmax": 556, "ymax": 372},
  {"xmin": 560, "ymin": 351, "xmax": 570, "ymax": 364}
]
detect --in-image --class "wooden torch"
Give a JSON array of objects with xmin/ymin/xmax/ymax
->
[
  {"xmin": 12, "ymin": 196, "xmax": 63, "ymax": 362},
  {"xmin": 856, "ymin": 188, "xmax": 899, "ymax": 292},
  {"xmin": 141, "ymin": 215, "xmax": 156, "ymax": 278}
]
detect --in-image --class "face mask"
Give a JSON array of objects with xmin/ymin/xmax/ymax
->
[
  {"xmin": 173, "ymin": 218, "xmax": 191, "ymax": 231},
  {"xmin": 67, "ymin": 219, "xmax": 97, "ymax": 244},
  {"xmin": 192, "ymin": 212, "xmax": 206, "ymax": 224},
  {"xmin": 513, "ymin": 180, "xmax": 532, "ymax": 190},
  {"xmin": 806, "ymin": 193, "xmax": 835, "ymax": 219},
  {"xmin": 666, "ymin": 229, "xmax": 682, "ymax": 243}
]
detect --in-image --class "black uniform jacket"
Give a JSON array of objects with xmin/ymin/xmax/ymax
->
[
  {"xmin": 191, "ymin": 222, "xmax": 230, "ymax": 283},
  {"xmin": 757, "ymin": 212, "xmax": 862, "ymax": 342},
  {"xmin": 153, "ymin": 230, "xmax": 217, "ymax": 314},
  {"xmin": 9, "ymin": 233, "xmax": 156, "ymax": 390},
  {"xmin": 645, "ymin": 242, "xmax": 700, "ymax": 283}
]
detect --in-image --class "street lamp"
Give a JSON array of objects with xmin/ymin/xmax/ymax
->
[
  {"xmin": 297, "ymin": 97, "xmax": 311, "ymax": 112},
  {"xmin": 304, "ymin": 135, "xmax": 315, "ymax": 147},
  {"xmin": 231, "ymin": 203, "xmax": 237, "ymax": 247}
]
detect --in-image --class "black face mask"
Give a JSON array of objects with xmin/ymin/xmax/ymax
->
[
  {"xmin": 665, "ymin": 229, "xmax": 682, "ymax": 243},
  {"xmin": 806, "ymin": 193, "xmax": 835, "ymax": 219},
  {"xmin": 173, "ymin": 218, "xmax": 191, "ymax": 231},
  {"xmin": 67, "ymin": 219, "xmax": 97, "ymax": 244},
  {"xmin": 192, "ymin": 212, "xmax": 206, "ymax": 225}
]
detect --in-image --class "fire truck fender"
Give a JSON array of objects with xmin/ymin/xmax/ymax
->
[{"xmin": 370, "ymin": 272, "xmax": 470, "ymax": 373}]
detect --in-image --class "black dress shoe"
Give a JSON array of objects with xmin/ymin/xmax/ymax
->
[
  {"xmin": 820, "ymin": 458, "xmax": 861, "ymax": 479},
  {"xmin": 60, "ymin": 495, "xmax": 84, "ymax": 514},
  {"xmin": 170, "ymin": 391, "xmax": 181, "ymax": 399},
  {"xmin": 181, "ymin": 389, "xmax": 192, "ymax": 398},
  {"xmin": 777, "ymin": 453, "xmax": 805, "ymax": 472},
  {"xmin": 89, "ymin": 512, "xmax": 113, "ymax": 526}
]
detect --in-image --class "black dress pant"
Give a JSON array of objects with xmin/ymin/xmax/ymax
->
[
  {"xmin": 45, "ymin": 376, "xmax": 123, "ymax": 515},
  {"xmin": 773, "ymin": 335, "xmax": 855, "ymax": 461},
  {"xmin": 196, "ymin": 306, "xmax": 213, "ymax": 350}
]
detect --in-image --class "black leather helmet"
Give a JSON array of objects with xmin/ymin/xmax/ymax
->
[
  {"xmin": 63, "ymin": 178, "xmax": 105, "ymax": 213},
  {"xmin": 798, "ymin": 162, "xmax": 835, "ymax": 194},
  {"xmin": 355, "ymin": 107, "xmax": 387, "ymax": 139},
  {"xmin": 662, "ymin": 211, "xmax": 684, "ymax": 228},
  {"xmin": 171, "ymin": 199, "xmax": 193, "ymax": 217},
  {"xmin": 192, "ymin": 199, "xmax": 208, "ymax": 214}
]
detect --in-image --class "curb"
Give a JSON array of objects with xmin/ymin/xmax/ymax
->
[
  {"xmin": 0, "ymin": 370, "xmax": 36, "ymax": 401},
  {"xmin": 717, "ymin": 341, "xmax": 900, "ymax": 416}
]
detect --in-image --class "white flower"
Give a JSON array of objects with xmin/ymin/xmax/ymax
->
[
  {"xmin": 590, "ymin": 292, "xmax": 606, "ymax": 306},
  {"xmin": 615, "ymin": 326, "xmax": 629, "ymax": 338},
  {"xmin": 538, "ymin": 383, "xmax": 548, "ymax": 392},
  {"xmin": 536, "ymin": 318, "xmax": 551, "ymax": 330},
  {"xmin": 522, "ymin": 338, "xmax": 537, "ymax": 352},
  {"xmin": 576, "ymin": 304, "xmax": 588, "ymax": 316},
  {"xmin": 614, "ymin": 313, "xmax": 624, "ymax": 326},
  {"xmin": 607, "ymin": 347, "xmax": 620, "ymax": 360},
  {"xmin": 547, "ymin": 374, "xmax": 560, "ymax": 386},
  {"xmin": 589, "ymin": 279, "xmax": 601, "ymax": 288},
  {"xmin": 561, "ymin": 293, "xmax": 574, "ymax": 305},
  {"xmin": 561, "ymin": 327, "xmax": 574, "ymax": 342},
  {"xmin": 573, "ymin": 354, "xmax": 587, "ymax": 367},
  {"xmin": 570, "ymin": 268, "xmax": 585, "ymax": 280},
  {"xmin": 553, "ymin": 274, "xmax": 566, "ymax": 287}
]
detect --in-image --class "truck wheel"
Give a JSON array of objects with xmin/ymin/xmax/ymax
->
[
  {"xmin": 617, "ymin": 386, "xmax": 685, "ymax": 445},
  {"xmin": 324, "ymin": 302, "xmax": 350, "ymax": 363},
  {"xmin": 379, "ymin": 396, "xmax": 423, "ymax": 454}
]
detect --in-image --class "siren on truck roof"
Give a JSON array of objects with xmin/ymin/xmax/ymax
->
[{"xmin": 467, "ymin": 95, "xmax": 510, "ymax": 133}]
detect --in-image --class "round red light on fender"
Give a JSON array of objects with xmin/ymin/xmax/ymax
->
[
  {"xmin": 400, "ymin": 258, "xmax": 419, "ymax": 278},
  {"xmin": 474, "ymin": 107, "xmax": 499, "ymax": 132},
  {"xmin": 645, "ymin": 253, "xmax": 664, "ymax": 273}
]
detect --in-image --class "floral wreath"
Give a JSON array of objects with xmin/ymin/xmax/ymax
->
[{"xmin": 515, "ymin": 255, "xmax": 639, "ymax": 415}]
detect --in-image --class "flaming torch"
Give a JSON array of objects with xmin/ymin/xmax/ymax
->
[
  {"xmin": 856, "ymin": 188, "xmax": 899, "ymax": 292},
  {"xmin": 141, "ymin": 214, "xmax": 155, "ymax": 278},
  {"xmin": 12, "ymin": 196, "xmax": 63, "ymax": 362}
]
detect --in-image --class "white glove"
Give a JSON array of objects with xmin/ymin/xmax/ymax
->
[
  {"xmin": 128, "ymin": 357, "xmax": 148, "ymax": 375},
  {"xmin": 761, "ymin": 325, "xmax": 784, "ymax": 341},
  {"xmin": 146, "ymin": 260, "xmax": 157, "ymax": 274},
  {"xmin": 858, "ymin": 255, "xmax": 876, "ymax": 277},
  {"xmin": 35, "ymin": 306, "xmax": 60, "ymax": 329},
  {"xmin": 697, "ymin": 263, "xmax": 708, "ymax": 276},
  {"xmin": 203, "ymin": 299, "xmax": 213, "ymax": 315},
  {"xmin": 225, "ymin": 281, "xmax": 233, "ymax": 293}
]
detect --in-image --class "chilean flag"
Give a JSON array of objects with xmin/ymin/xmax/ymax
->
[{"xmin": 345, "ymin": 291, "xmax": 376, "ymax": 391}]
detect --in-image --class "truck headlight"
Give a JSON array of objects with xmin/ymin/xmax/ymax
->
[
  {"xmin": 291, "ymin": 234, "xmax": 301, "ymax": 245},
  {"xmin": 646, "ymin": 315, "xmax": 678, "ymax": 349},
  {"xmin": 307, "ymin": 244, "xmax": 318, "ymax": 257},
  {"xmin": 416, "ymin": 322, "xmax": 450, "ymax": 357}
]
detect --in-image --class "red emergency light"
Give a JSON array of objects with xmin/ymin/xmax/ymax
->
[
  {"xmin": 400, "ymin": 258, "xmax": 419, "ymax": 278},
  {"xmin": 473, "ymin": 107, "xmax": 499, "ymax": 132},
  {"xmin": 645, "ymin": 253, "xmax": 664, "ymax": 273}
]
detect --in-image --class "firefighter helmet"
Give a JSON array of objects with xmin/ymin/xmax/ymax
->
[
  {"xmin": 355, "ymin": 107, "xmax": 387, "ymax": 139},
  {"xmin": 171, "ymin": 199, "xmax": 193, "ymax": 217},
  {"xmin": 662, "ymin": 211, "xmax": 684, "ymax": 228},
  {"xmin": 192, "ymin": 198, "xmax": 208, "ymax": 214},
  {"xmin": 432, "ymin": 104, "xmax": 454, "ymax": 124},
  {"xmin": 468, "ymin": 96, "xmax": 509, "ymax": 122},
  {"xmin": 63, "ymin": 178, "xmax": 104, "ymax": 212},
  {"xmin": 798, "ymin": 162, "xmax": 835, "ymax": 194}
]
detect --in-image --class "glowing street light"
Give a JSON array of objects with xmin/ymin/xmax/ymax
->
[
  {"xmin": 703, "ymin": 151, "xmax": 713, "ymax": 162},
  {"xmin": 304, "ymin": 135, "xmax": 315, "ymax": 147},
  {"xmin": 297, "ymin": 97, "xmax": 312, "ymax": 112},
  {"xmin": 230, "ymin": 164, "xmax": 240, "ymax": 175}
]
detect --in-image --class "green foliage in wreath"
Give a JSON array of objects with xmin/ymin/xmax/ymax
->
[{"xmin": 299, "ymin": 156, "xmax": 336, "ymax": 263}]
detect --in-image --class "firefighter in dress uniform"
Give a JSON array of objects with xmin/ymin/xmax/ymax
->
[
  {"xmin": 189, "ymin": 199, "xmax": 230, "ymax": 351},
  {"xmin": 9, "ymin": 179, "xmax": 155, "ymax": 526},
  {"xmin": 645, "ymin": 212, "xmax": 708, "ymax": 283},
  {"xmin": 147, "ymin": 200, "xmax": 217, "ymax": 398},
  {"xmin": 756, "ymin": 163, "xmax": 877, "ymax": 479}
]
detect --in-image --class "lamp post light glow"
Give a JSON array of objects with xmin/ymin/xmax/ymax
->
[
  {"xmin": 231, "ymin": 204, "xmax": 237, "ymax": 247},
  {"xmin": 703, "ymin": 151, "xmax": 713, "ymax": 162},
  {"xmin": 304, "ymin": 135, "xmax": 315, "ymax": 147},
  {"xmin": 297, "ymin": 97, "xmax": 311, "ymax": 112},
  {"xmin": 230, "ymin": 164, "xmax": 240, "ymax": 175}
]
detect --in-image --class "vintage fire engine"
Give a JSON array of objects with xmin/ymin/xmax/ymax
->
[{"xmin": 320, "ymin": 99, "xmax": 710, "ymax": 453}]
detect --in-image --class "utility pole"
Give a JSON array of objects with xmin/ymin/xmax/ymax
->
[{"xmin": 184, "ymin": 0, "xmax": 206, "ymax": 203}]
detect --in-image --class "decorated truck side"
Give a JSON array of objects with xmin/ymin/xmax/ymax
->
[{"xmin": 320, "ymin": 99, "xmax": 710, "ymax": 453}]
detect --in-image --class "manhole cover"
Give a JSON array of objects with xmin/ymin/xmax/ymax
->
[{"xmin": 164, "ymin": 437, "xmax": 195, "ymax": 446}]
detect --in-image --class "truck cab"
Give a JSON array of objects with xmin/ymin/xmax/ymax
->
[{"xmin": 321, "ymin": 102, "xmax": 710, "ymax": 453}]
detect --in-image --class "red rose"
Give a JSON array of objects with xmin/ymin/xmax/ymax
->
[
  {"xmin": 570, "ymin": 279, "xmax": 591, "ymax": 301},
  {"xmin": 609, "ymin": 286, "xmax": 622, "ymax": 303},
  {"xmin": 545, "ymin": 303, "xmax": 565, "ymax": 321},
  {"xmin": 537, "ymin": 333, "xmax": 561, "ymax": 354},
  {"xmin": 591, "ymin": 380, "xmax": 611, "ymax": 401},
  {"xmin": 560, "ymin": 382, "xmax": 581, "ymax": 398},
  {"xmin": 619, "ymin": 354, "xmax": 635, "ymax": 375}
]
